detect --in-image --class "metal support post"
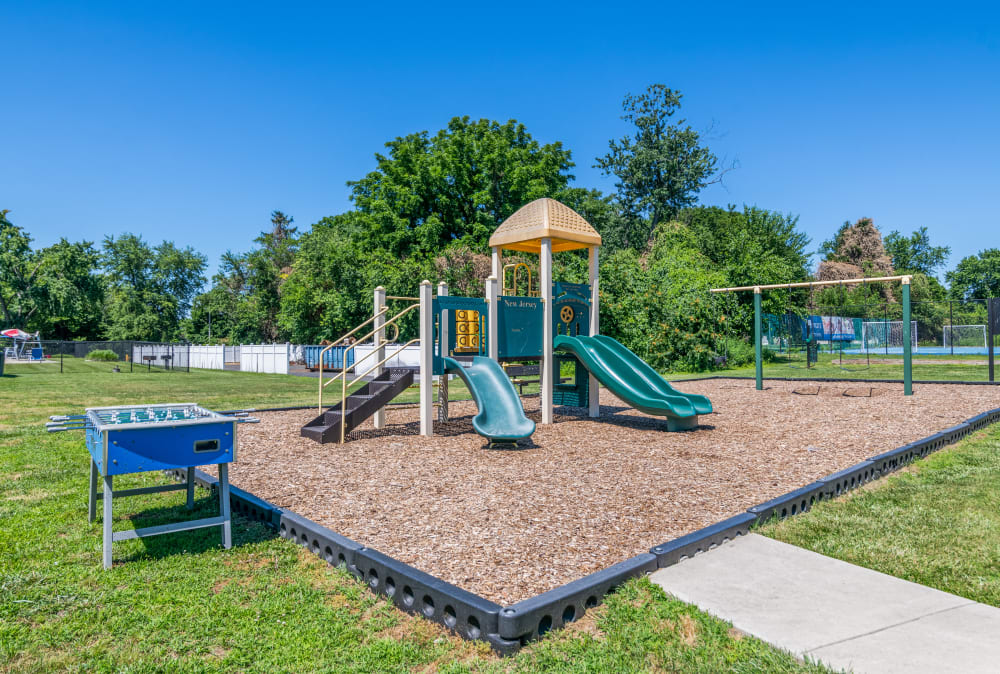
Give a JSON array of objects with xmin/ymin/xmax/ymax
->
[
  {"xmin": 949, "ymin": 300, "xmax": 954, "ymax": 356},
  {"xmin": 218, "ymin": 464, "xmax": 232, "ymax": 549},
  {"xmin": 486, "ymin": 276, "xmax": 499, "ymax": 361},
  {"xmin": 902, "ymin": 278, "xmax": 912, "ymax": 395},
  {"xmin": 186, "ymin": 467, "xmax": 195, "ymax": 509},
  {"xmin": 988, "ymin": 299, "xmax": 996, "ymax": 383},
  {"xmin": 103, "ymin": 474, "xmax": 113, "ymax": 569},
  {"xmin": 491, "ymin": 247, "xmax": 502, "ymax": 292},
  {"xmin": 754, "ymin": 287, "xmax": 763, "ymax": 391},
  {"xmin": 540, "ymin": 238, "xmax": 553, "ymax": 424},
  {"xmin": 419, "ymin": 280, "xmax": 433, "ymax": 437},
  {"xmin": 373, "ymin": 286, "xmax": 387, "ymax": 429},
  {"xmin": 588, "ymin": 246, "xmax": 600, "ymax": 417},
  {"xmin": 89, "ymin": 459, "xmax": 98, "ymax": 523},
  {"xmin": 437, "ymin": 281, "xmax": 449, "ymax": 422}
]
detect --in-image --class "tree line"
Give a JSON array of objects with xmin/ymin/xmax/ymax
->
[{"xmin": 3, "ymin": 85, "xmax": 996, "ymax": 369}]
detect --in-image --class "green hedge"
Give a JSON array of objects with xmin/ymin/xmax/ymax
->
[{"xmin": 86, "ymin": 349, "xmax": 119, "ymax": 362}]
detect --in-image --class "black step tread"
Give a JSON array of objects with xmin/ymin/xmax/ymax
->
[{"xmin": 300, "ymin": 366, "xmax": 415, "ymax": 443}]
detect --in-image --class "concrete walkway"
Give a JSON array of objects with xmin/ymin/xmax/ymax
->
[{"xmin": 650, "ymin": 534, "xmax": 1000, "ymax": 673}]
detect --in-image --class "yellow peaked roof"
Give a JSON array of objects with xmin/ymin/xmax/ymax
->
[{"xmin": 488, "ymin": 198, "xmax": 602, "ymax": 253}]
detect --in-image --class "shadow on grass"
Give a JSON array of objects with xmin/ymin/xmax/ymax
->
[{"xmin": 112, "ymin": 495, "xmax": 279, "ymax": 564}]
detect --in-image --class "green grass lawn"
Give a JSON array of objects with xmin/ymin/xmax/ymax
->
[
  {"xmin": 0, "ymin": 366, "xmax": 825, "ymax": 673},
  {"xmin": 761, "ymin": 424, "xmax": 1000, "ymax": 608}
]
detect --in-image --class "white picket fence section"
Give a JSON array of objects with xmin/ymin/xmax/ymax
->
[
  {"xmin": 189, "ymin": 345, "xmax": 225, "ymax": 370},
  {"xmin": 240, "ymin": 343, "xmax": 291, "ymax": 374}
]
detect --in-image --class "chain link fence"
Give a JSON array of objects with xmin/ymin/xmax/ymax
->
[
  {"xmin": 0, "ymin": 340, "xmax": 191, "ymax": 374},
  {"xmin": 756, "ymin": 298, "xmax": 998, "ymax": 383}
]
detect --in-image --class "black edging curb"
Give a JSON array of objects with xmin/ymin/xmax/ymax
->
[
  {"xmin": 167, "ymin": 401, "xmax": 1000, "ymax": 655},
  {"xmin": 497, "ymin": 554, "xmax": 658, "ymax": 642}
]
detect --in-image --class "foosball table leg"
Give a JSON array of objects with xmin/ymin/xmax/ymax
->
[
  {"xmin": 218, "ymin": 463, "xmax": 232, "ymax": 549},
  {"xmin": 102, "ymin": 474, "xmax": 113, "ymax": 569},
  {"xmin": 185, "ymin": 468, "xmax": 195, "ymax": 509},
  {"xmin": 89, "ymin": 460, "xmax": 98, "ymax": 523}
]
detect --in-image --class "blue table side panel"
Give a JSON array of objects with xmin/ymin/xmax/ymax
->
[
  {"xmin": 86, "ymin": 426, "xmax": 105, "ymax": 474},
  {"xmin": 99, "ymin": 421, "xmax": 236, "ymax": 475}
]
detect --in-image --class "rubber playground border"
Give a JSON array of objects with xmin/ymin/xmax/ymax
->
[{"xmin": 171, "ymin": 394, "xmax": 1000, "ymax": 655}]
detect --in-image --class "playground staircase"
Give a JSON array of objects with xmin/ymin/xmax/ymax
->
[{"xmin": 301, "ymin": 367, "xmax": 415, "ymax": 443}]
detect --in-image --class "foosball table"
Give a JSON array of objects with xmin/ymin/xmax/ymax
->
[{"xmin": 47, "ymin": 403, "xmax": 258, "ymax": 568}]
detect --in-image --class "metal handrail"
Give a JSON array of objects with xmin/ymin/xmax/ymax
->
[
  {"xmin": 320, "ymin": 303, "xmax": 419, "ymax": 389},
  {"xmin": 503, "ymin": 262, "xmax": 538, "ymax": 297},
  {"xmin": 318, "ymin": 307, "xmax": 390, "ymax": 356},
  {"xmin": 318, "ymin": 301, "xmax": 420, "ymax": 410},
  {"xmin": 335, "ymin": 338, "xmax": 419, "ymax": 443}
]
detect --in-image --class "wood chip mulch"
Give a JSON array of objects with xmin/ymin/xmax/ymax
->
[{"xmin": 201, "ymin": 379, "xmax": 1000, "ymax": 605}]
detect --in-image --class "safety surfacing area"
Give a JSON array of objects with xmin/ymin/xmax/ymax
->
[{"xmin": 200, "ymin": 379, "xmax": 999, "ymax": 604}]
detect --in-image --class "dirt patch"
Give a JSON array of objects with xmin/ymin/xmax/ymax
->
[{"xmin": 202, "ymin": 379, "xmax": 1000, "ymax": 604}]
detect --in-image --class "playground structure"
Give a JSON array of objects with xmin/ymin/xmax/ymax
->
[
  {"xmin": 30, "ymin": 204, "xmax": 1000, "ymax": 655},
  {"xmin": 304, "ymin": 198, "xmax": 712, "ymax": 444},
  {"xmin": 2, "ymin": 328, "xmax": 44, "ymax": 361}
]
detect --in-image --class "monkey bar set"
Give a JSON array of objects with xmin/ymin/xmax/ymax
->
[{"xmin": 712, "ymin": 275, "xmax": 915, "ymax": 395}]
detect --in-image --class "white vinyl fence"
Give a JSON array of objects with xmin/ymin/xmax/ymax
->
[
  {"xmin": 189, "ymin": 345, "xmax": 225, "ymax": 370},
  {"xmin": 240, "ymin": 343, "xmax": 291, "ymax": 374},
  {"xmin": 353, "ymin": 343, "xmax": 421, "ymax": 370}
]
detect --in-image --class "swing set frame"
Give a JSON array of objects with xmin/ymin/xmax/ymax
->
[{"xmin": 711, "ymin": 275, "xmax": 914, "ymax": 396}]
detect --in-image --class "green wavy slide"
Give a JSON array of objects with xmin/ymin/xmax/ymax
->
[
  {"xmin": 554, "ymin": 334, "xmax": 712, "ymax": 430},
  {"xmin": 443, "ymin": 356, "xmax": 535, "ymax": 444}
]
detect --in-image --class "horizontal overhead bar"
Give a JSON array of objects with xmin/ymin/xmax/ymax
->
[{"xmin": 711, "ymin": 275, "xmax": 912, "ymax": 293}]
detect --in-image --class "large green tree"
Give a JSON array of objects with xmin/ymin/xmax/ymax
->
[
  {"xmin": 188, "ymin": 211, "xmax": 299, "ymax": 343},
  {"xmin": 0, "ymin": 210, "xmax": 40, "ymax": 328},
  {"xmin": 278, "ymin": 213, "xmax": 434, "ymax": 343},
  {"xmin": 347, "ymin": 117, "xmax": 574, "ymax": 254},
  {"xmin": 947, "ymin": 249, "xmax": 1000, "ymax": 300},
  {"xmin": 600, "ymin": 221, "xmax": 730, "ymax": 371},
  {"xmin": 102, "ymin": 234, "xmax": 206, "ymax": 341},
  {"xmin": 32, "ymin": 238, "xmax": 104, "ymax": 339},
  {"xmin": 596, "ymin": 85, "xmax": 720, "ymax": 251},
  {"xmin": 0, "ymin": 210, "xmax": 104, "ymax": 338},
  {"xmin": 679, "ymin": 206, "xmax": 810, "ymax": 325},
  {"xmin": 884, "ymin": 227, "xmax": 950, "ymax": 276}
]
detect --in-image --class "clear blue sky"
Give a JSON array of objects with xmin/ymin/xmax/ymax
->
[{"xmin": 3, "ymin": 2, "xmax": 997, "ymax": 281}]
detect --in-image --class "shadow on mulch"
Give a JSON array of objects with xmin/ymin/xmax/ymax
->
[
  {"xmin": 344, "ymin": 401, "xmax": 717, "ymax": 443},
  {"xmin": 791, "ymin": 385, "xmax": 890, "ymax": 398},
  {"xmin": 549, "ymin": 404, "xmax": 716, "ymax": 433}
]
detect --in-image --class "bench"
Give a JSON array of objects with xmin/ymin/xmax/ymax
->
[{"xmin": 502, "ymin": 364, "xmax": 569, "ymax": 394}]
